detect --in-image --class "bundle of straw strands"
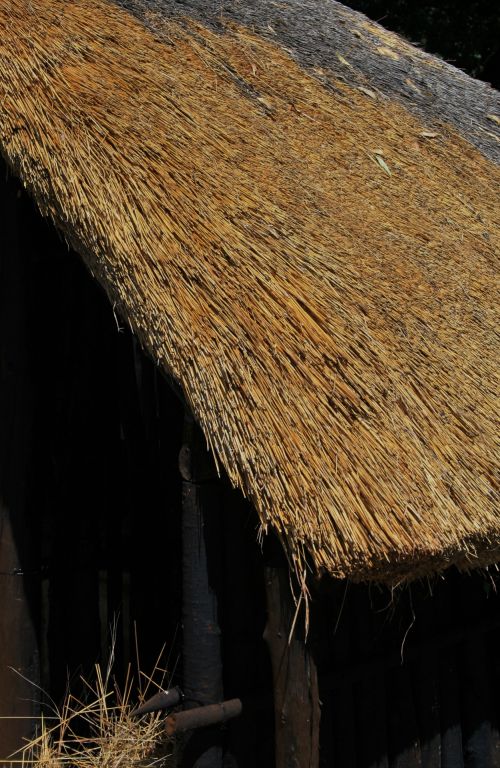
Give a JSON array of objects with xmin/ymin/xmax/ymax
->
[
  {"xmin": 20, "ymin": 666, "xmax": 173, "ymax": 768},
  {"xmin": 0, "ymin": 0, "xmax": 499, "ymax": 581}
]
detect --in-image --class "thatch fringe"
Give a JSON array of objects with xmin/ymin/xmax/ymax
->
[{"xmin": 1, "ymin": 0, "xmax": 499, "ymax": 581}]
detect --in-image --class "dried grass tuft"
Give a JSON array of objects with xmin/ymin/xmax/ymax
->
[
  {"xmin": 20, "ymin": 664, "xmax": 173, "ymax": 768},
  {"xmin": 0, "ymin": 0, "xmax": 499, "ymax": 582}
]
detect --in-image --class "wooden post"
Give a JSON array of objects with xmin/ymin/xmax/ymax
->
[
  {"xmin": 179, "ymin": 413, "xmax": 223, "ymax": 768},
  {"xmin": 0, "ymin": 167, "xmax": 40, "ymax": 760},
  {"xmin": 264, "ymin": 565, "xmax": 320, "ymax": 768},
  {"xmin": 221, "ymin": 488, "xmax": 274, "ymax": 767},
  {"xmin": 0, "ymin": 517, "xmax": 39, "ymax": 761}
]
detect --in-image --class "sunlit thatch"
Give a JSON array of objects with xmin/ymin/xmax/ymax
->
[{"xmin": 1, "ymin": 0, "xmax": 499, "ymax": 581}]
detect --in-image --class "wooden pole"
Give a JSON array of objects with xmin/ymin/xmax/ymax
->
[
  {"xmin": 166, "ymin": 699, "xmax": 242, "ymax": 736},
  {"xmin": 263, "ymin": 565, "xmax": 320, "ymax": 768},
  {"xmin": 0, "ymin": 167, "xmax": 40, "ymax": 760},
  {"xmin": 180, "ymin": 413, "xmax": 223, "ymax": 768}
]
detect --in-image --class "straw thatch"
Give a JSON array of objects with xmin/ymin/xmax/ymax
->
[
  {"xmin": 21, "ymin": 661, "xmax": 173, "ymax": 768},
  {"xmin": 0, "ymin": 0, "xmax": 499, "ymax": 582},
  {"xmin": 122, "ymin": 0, "xmax": 500, "ymax": 164}
]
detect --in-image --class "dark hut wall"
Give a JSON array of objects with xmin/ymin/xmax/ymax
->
[
  {"xmin": 0, "ymin": 157, "xmax": 40, "ymax": 757},
  {"xmin": 0, "ymin": 156, "xmax": 185, "ymax": 704},
  {"xmin": 313, "ymin": 575, "xmax": 500, "ymax": 767}
]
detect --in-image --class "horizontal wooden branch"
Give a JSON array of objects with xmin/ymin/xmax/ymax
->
[
  {"xmin": 132, "ymin": 687, "xmax": 183, "ymax": 717},
  {"xmin": 165, "ymin": 699, "xmax": 243, "ymax": 736}
]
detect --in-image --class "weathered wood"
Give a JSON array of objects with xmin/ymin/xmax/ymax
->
[
  {"xmin": 180, "ymin": 414, "xmax": 223, "ymax": 768},
  {"xmin": 439, "ymin": 647, "xmax": 465, "ymax": 768},
  {"xmin": 415, "ymin": 596, "xmax": 441, "ymax": 768},
  {"xmin": 0, "ymin": 169, "xmax": 40, "ymax": 759},
  {"xmin": 132, "ymin": 687, "xmax": 183, "ymax": 717},
  {"xmin": 221, "ymin": 488, "xmax": 274, "ymax": 767},
  {"xmin": 386, "ymin": 663, "xmax": 422, "ymax": 768},
  {"xmin": 263, "ymin": 566, "xmax": 320, "ymax": 768},
  {"xmin": 0, "ymin": 516, "xmax": 40, "ymax": 759},
  {"xmin": 329, "ymin": 586, "xmax": 356, "ymax": 768},
  {"xmin": 166, "ymin": 699, "xmax": 242, "ymax": 736}
]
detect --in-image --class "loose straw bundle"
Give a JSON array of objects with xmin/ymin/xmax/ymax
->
[{"xmin": 20, "ymin": 665, "xmax": 173, "ymax": 768}]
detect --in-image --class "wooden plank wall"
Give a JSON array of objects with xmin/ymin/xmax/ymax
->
[
  {"xmin": 314, "ymin": 573, "xmax": 500, "ymax": 767},
  {"xmin": 0, "ymin": 157, "xmax": 41, "ymax": 762},
  {"xmin": 0, "ymin": 159, "xmax": 185, "ymax": 713},
  {"xmin": 33, "ymin": 244, "xmax": 186, "ymax": 703}
]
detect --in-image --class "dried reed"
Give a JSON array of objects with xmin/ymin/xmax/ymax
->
[
  {"xmin": 0, "ymin": 0, "xmax": 499, "ymax": 581},
  {"xmin": 19, "ymin": 662, "xmax": 173, "ymax": 768}
]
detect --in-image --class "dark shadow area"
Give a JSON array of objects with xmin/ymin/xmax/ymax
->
[
  {"xmin": 0, "ymin": 158, "xmax": 43, "ymax": 757},
  {"xmin": 0, "ymin": 155, "xmax": 185, "ymax": 705},
  {"xmin": 313, "ymin": 571, "xmax": 500, "ymax": 767}
]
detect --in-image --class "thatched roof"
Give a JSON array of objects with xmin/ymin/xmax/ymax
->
[{"xmin": 1, "ymin": 0, "xmax": 499, "ymax": 582}]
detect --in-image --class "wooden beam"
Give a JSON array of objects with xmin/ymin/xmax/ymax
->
[
  {"xmin": 0, "ymin": 167, "xmax": 40, "ymax": 760},
  {"xmin": 180, "ymin": 414, "xmax": 223, "ymax": 768},
  {"xmin": 166, "ymin": 699, "xmax": 242, "ymax": 736},
  {"xmin": 264, "ymin": 566, "xmax": 320, "ymax": 768}
]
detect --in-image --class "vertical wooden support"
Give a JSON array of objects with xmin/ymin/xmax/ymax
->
[
  {"xmin": 330, "ymin": 587, "xmax": 356, "ymax": 768},
  {"xmin": 415, "ymin": 593, "xmax": 441, "ymax": 768},
  {"xmin": 460, "ymin": 632, "xmax": 492, "ymax": 768},
  {"xmin": 179, "ymin": 414, "xmax": 223, "ymax": 768},
  {"xmin": 264, "ymin": 566, "xmax": 320, "ymax": 768},
  {"xmin": 0, "ymin": 168, "xmax": 40, "ymax": 759},
  {"xmin": 221, "ymin": 490, "xmax": 274, "ymax": 767},
  {"xmin": 0, "ymin": 516, "xmax": 40, "ymax": 760},
  {"xmin": 352, "ymin": 586, "xmax": 389, "ymax": 768}
]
